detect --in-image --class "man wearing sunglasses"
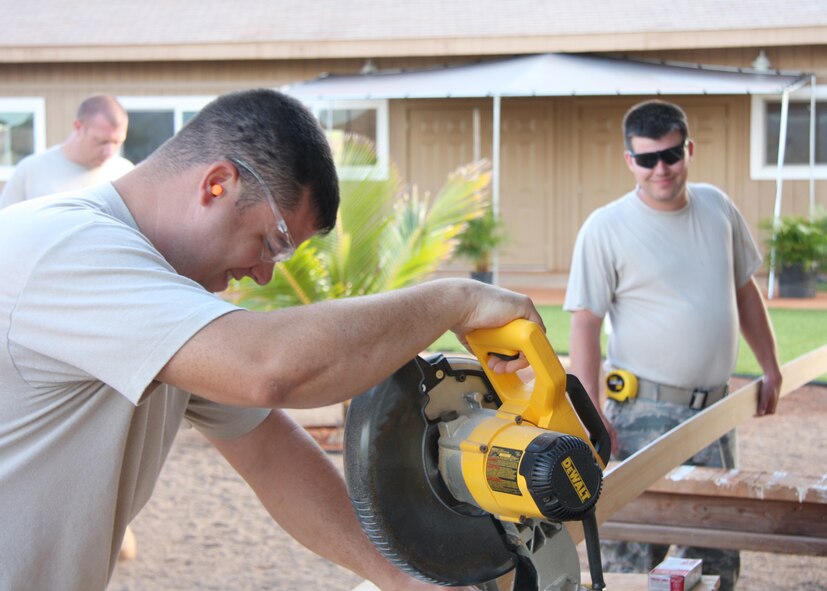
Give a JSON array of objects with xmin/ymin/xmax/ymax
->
[
  {"xmin": 564, "ymin": 100, "xmax": 782, "ymax": 590},
  {"xmin": 0, "ymin": 88, "xmax": 540, "ymax": 591}
]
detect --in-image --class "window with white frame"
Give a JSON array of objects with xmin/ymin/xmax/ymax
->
[
  {"xmin": 0, "ymin": 97, "xmax": 46, "ymax": 181},
  {"xmin": 305, "ymin": 99, "xmax": 389, "ymax": 179},
  {"xmin": 120, "ymin": 95, "xmax": 389, "ymax": 178},
  {"xmin": 119, "ymin": 96, "xmax": 214, "ymax": 164},
  {"xmin": 751, "ymin": 86, "xmax": 827, "ymax": 180}
]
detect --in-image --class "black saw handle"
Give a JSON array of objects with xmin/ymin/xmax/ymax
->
[{"xmin": 566, "ymin": 373, "xmax": 612, "ymax": 466}]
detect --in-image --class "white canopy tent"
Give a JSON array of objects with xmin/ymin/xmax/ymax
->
[
  {"xmin": 284, "ymin": 53, "xmax": 807, "ymax": 99},
  {"xmin": 284, "ymin": 53, "xmax": 813, "ymax": 290}
]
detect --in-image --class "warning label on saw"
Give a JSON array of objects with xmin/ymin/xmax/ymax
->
[{"xmin": 486, "ymin": 446, "xmax": 523, "ymax": 496}]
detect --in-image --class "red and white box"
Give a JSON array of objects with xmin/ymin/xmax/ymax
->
[{"xmin": 648, "ymin": 557, "xmax": 703, "ymax": 591}]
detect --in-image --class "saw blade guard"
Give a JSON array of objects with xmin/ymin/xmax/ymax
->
[{"xmin": 344, "ymin": 356, "xmax": 519, "ymax": 586}]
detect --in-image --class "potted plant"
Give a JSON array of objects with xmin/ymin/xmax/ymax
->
[
  {"xmin": 760, "ymin": 213, "xmax": 827, "ymax": 298},
  {"xmin": 454, "ymin": 209, "xmax": 508, "ymax": 283}
]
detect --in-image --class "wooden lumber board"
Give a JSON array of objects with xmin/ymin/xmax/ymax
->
[
  {"xmin": 581, "ymin": 572, "xmax": 722, "ymax": 591},
  {"xmin": 606, "ymin": 495, "xmax": 826, "ymax": 555},
  {"xmin": 600, "ymin": 522, "xmax": 827, "ymax": 556},
  {"xmin": 647, "ymin": 466, "xmax": 827, "ymax": 505},
  {"xmin": 567, "ymin": 343, "xmax": 827, "ymax": 546},
  {"xmin": 601, "ymin": 467, "xmax": 827, "ymax": 555},
  {"xmin": 355, "ymin": 573, "xmax": 725, "ymax": 591},
  {"xmin": 611, "ymin": 491, "xmax": 826, "ymax": 538}
]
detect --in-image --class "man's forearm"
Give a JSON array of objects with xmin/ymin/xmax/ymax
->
[
  {"xmin": 160, "ymin": 278, "xmax": 541, "ymax": 410},
  {"xmin": 209, "ymin": 411, "xmax": 426, "ymax": 589},
  {"xmin": 737, "ymin": 278, "xmax": 781, "ymax": 377},
  {"xmin": 568, "ymin": 311, "xmax": 604, "ymax": 408},
  {"xmin": 737, "ymin": 278, "xmax": 782, "ymax": 415}
]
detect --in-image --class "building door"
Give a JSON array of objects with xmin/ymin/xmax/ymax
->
[
  {"xmin": 499, "ymin": 102, "xmax": 550, "ymax": 270},
  {"xmin": 407, "ymin": 107, "xmax": 481, "ymax": 197},
  {"xmin": 407, "ymin": 103, "xmax": 551, "ymax": 273},
  {"xmin": 685, "ymin": 103, "xmax": 729, "ymax": 192},
  {"xmin": 576, "ymin": 103, "xmax": 631, "ymax": 226}
]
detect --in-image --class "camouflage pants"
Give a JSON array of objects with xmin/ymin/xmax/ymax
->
[{"xmin": 602, "ymin": 395, "xmax": 740, "ymax": 591}]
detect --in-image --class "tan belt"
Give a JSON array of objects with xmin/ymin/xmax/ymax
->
[{"xmin": 636, "ymin": 378, "xmax": 728, "ymax": 410}]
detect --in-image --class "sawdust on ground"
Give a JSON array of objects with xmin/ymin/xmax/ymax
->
[{"xmin": 108, "ymin": 381, "xmax": 827, "ymax": 591}]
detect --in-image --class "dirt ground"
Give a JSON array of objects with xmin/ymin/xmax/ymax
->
[{"xmin": 109, "ymin": 382, "xmax": 827, "ymax": 591}]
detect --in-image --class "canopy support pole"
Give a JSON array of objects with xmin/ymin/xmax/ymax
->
[
  {"xmin": 809, "ymin": 75, "xmax": 817, "ymax": 219},
  {"xmin": 472, "ymin": 107, "xmax": 481, "ymax": 162},
  {"xmin": 768, "ymin": 77, "xmax": 812, "ymax": 299},
  {"xmin": 768, "ymin": 89, "xmax": 792, "ymax": 300},
  {"xmin": 492, "ymin": 95, "xmax": 502, "ymax": 285}
]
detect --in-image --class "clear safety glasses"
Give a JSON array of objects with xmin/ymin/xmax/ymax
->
[{"xmin": 228, "ymin": 156, "xmax": 296, "ymax": 263}]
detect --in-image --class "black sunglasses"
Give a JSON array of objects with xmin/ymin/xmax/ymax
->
[{"xmin": 629, "ymin": 141, "xmax": 688, "ymax": 169}]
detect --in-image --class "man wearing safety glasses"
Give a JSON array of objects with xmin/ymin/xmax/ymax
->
[
  {"xmin": 564, "ymin": 100, "xmax": 782, "ymax": 590},
  {"xmin": 0, "ymin": 89, "xmax": 538, "ymax": 591}
]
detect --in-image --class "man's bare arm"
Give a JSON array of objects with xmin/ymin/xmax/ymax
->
[
  {"xmin": 737, "ymin": 277, "xmax": 782, "ymax": 416},
  {"xmin": 209, "ymin": 410, "xmax": 474, "ymax": 591},
  {"xmin": 158, "ymin": 278, "xmax": 542, "ymax": 409},
  {"xmin": 569, "ymin": 308, "xmax": 617, "ymax": 453}
]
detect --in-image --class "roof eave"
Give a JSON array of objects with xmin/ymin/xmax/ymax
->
[{"xmin": 0, "ymin": 26, "xmax": 824, "ymax": 63}]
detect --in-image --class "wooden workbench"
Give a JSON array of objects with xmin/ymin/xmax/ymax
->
[{"xmin": 582, "ymin": 572, "xmax": 721, "ymax": 590}]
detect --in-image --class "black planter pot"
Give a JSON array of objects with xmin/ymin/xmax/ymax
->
[
  {"xmin": 778, "ymin": 264, "xmax": 818, "ymax": 298},
  {"xmin": 470, "ymin": 271, "xmax": 493, "ymax": 284}
]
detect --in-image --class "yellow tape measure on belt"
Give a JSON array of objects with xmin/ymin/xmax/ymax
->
[{"xmin": 605, "ymin": 369, "xmax": 638, "ymax": 402}]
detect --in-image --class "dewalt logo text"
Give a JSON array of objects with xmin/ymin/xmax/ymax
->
[{"xmin": 561, "ymin": 456, "xmax": 591, "ymax": 502}]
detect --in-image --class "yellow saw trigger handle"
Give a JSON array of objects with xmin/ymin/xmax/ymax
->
[{"xmin": 466, "ymin": 319, "xmax": 584, "ymax": 436}]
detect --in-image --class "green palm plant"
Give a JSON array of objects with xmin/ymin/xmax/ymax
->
[
  {"xmin": 454, "ymin": 209, "xmax": 508, "ymax": 276},
  {"xmin": 225, "ymin": 135, "xmax": 492, "ymax": 308},
  {"xmin": 761, "ymin": 214, "xmax": 827, "ymax": 273}
]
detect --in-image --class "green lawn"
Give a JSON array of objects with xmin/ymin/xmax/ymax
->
[{"xmin": 427, "ymin": 305, "xmax": 827, "ymax": 382}]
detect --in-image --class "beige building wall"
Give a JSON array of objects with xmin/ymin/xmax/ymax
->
[
  {"xmin": 392, "ymin": 93, "xmax": 825, "ymax": 280},
  {"xmin": 0, "ymin": 59, "xmax": 372, "ymax": 145},
  {"xmin": 1, "ymin": 46, "xmax": 825, "ymax": 282}
]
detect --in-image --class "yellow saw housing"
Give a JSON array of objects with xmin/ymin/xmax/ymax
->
[
  {"xmin": 445, "ymin": 319, "xmax": 607, "ymax": 523},
  {"xmin": 344, "ymin": 318, "xmax": 611, "ymax": 588}
]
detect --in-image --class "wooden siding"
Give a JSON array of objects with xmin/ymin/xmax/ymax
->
[
  {"xmin": 1, "ymin": 46, "xmax": 825, "ymax": 281},
  {"xmin": 393, "ymin": 94, "xmax": 825, "ymax": 277},
  {"xmin": 0, "ymin": 59, "xmax": 373, "ymax": 146},
  {"xmin": 6, "ymin": 28, "xmax": 827, "ymax": 64},
  {"xmin": 624, "ymin": 46, "xmax": 827, "ymax": 77}
]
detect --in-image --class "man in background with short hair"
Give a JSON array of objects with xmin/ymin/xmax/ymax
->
[{"xmin": 0, "ymin": 94, "xmax": 133, "ymax": 209}]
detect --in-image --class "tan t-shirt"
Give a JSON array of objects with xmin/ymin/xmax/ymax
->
[
  {"xmin": 0, "ymin": 184, "xmax": 269, "ymax": 590},
  {"xmin": 0, "ymin": 144, "xmax": 134, "ymax": 209},
  {"xmin": 564, "ymin": 183, "xmax": 761, "ymax": 389}
]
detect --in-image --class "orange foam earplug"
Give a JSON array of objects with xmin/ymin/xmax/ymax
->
[{"xmin": 210, "ymin": 184, "xmax": 224, "ymax": 197}]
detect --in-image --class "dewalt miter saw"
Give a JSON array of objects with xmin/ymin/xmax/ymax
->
[{"xmin": 344, "ymin": 319, "xmax": 611, "ymax": 590}]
